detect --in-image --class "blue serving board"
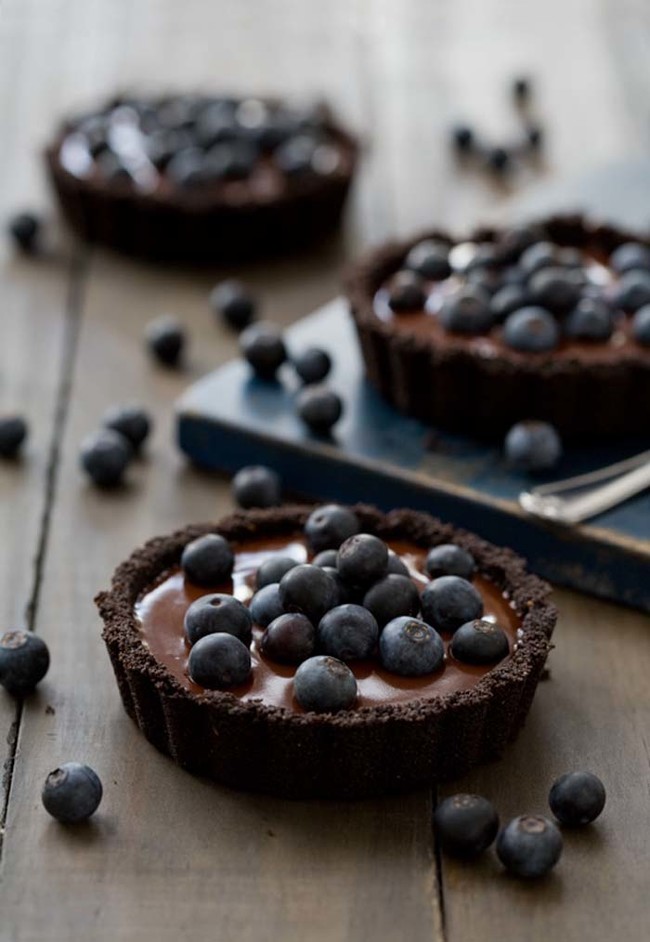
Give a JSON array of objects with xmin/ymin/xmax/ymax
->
[{"xmin": 177, "ymin": 297, "xmax": 650, "ymax": 612}]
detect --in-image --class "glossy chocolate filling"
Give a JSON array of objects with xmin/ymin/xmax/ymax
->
[{"xmin": 136, "ymin": 535, "xmax": 522, "ymax": 713}]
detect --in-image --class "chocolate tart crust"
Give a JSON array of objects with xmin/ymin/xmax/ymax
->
[
  {"xmin": 96, "ymin": 504, "xmax": 556, "ymax": 799},
  {"xmin": 346, "ymin": 214, "xmax": 650, "ymax": 440}
]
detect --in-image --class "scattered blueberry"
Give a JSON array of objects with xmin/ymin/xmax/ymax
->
[
  {"xmin": 496, "ymin": 815, "xmax": 563, "ymax": 878},
  {"xmin": 210, "ymin": 280, "xmax": 256, "ymax": 331},
  {"xmin": 42, "ymin": 763, "xmax": 103, "ymax": 824},
  {"xmin": 318, "ymin": 604, "xmax": 379, "ymax": 661},
  {"xmin": 549, "ymin": 771, "xmax": 606, "ymax": 826},
  {"xmin": 490, "ymin": 284, "xmax": 530, "ymax": 323},
  {"xmin": 240, "ymin": 322, "xmax": 287, "ymax": 379},
  {"xmin": 526, "ymin": 124, "xmax": 544, "ymax": 151},
  {"xmin": 434, "ymin": 794, "xmax": 499, "ymax": 858},
  {"xmin": 425, "ymin": 544, "xmax": 475, "ymax": 580},
  {"xmin": 503, "ymin": 306, "xmax": 559, "ymax": 352},
  {"xmin": 312, "ymin": 549, "xmax": 338, "ymax": 568},
  {"xmin": 564, "ymin": 297, "xmax": 613, "ymax": 341},
  {"xmin": 181, "ymin": 533, "xmax": 234, "ymax": 586},
  {"xmin": 485, "ymin": 146, "xmax": 510, "ymax": 175},
  {"xmin": 304, "ymin": 504, "xmax": 359, "ymax": 552},
  {"xmin": 362, "ymin": 574, "xmax": 420, "ymax": 628},
  {"xmin": 0, "ymin": 630, "xmax": 50, "ymax": 695},
  {"xmin": 293, "ymin": 655, "xmax": 357, "ymax": 713},
  {"xmin": 145, "ymin": 315, "xmax": 185, "ymax": 367},
  {"xmin": 260, "ymin": 612, "xmax": 316, "ymax": 664},
  {"xmin": 420, "ymin": 576, "xmax": 483, "ymax": 633},
  {"xmin": 79, "ymin": 429, "xmax": 131, "ymax": 488},
  {"xmin": 612, "ymin": 269, "xmax": 650, "ymax": 311},
  {"xmin": 610, "ymin": 242, "xmax": 650, "ymax": 275},
  {"xmin": 387, "ymin": 271, "xmax": 427, "ymax": 311},
  {"xmin": 528, "ymin": 267, "xmax": 582, "ymax": 314},
  {"xmin": 296, "ymin": 385, "xmax": 343, "ymax": 434},
  {"xmin": 337, "ymin": 533, "xmax": 388, "ymax": 588},
  {"xmin": 188, "ymin": 632, "xmax": 252, "ymax": 688},
  {"xmin": 405, "ymin": 240, "xmax": 452, "ymax": 280},
  {"xmin": 504, "ymin": 419, "xmax": 562, "ymax": 472},
  {"xmin": 0, "ymin": 415, "xmax": 28, "ymax": 458},
  {"xmin": 293, "ymin": 347, "xmax": 332, "ymax": 385},
  {"xmin": 512, "ymin": 76, "xmax": 532, "ymax": 104},
  {"xmin": 232, "ymin": 464, "xmax": 282, "ymax": 509},
  {"xmin": 450, "ymin": 618, "xmax": 510, "ymax": 664},
  {"xmin": 102, "ymin": 405, "xmax": 151, "ymax": 450},
  {"xmin": 8, "ymin": 212, "xmax": 40, "ymax": 253},
  {"xmin": 256, "ymin": 555, "xmax": 299, "ymax": 589},
  {"xmin": 387, "ymin": 551, "xmax": 410, "ymax": 577},
  {"xmin": 184, "ymin": 593, "xmax": 253, "ymax": 646},
  {"xmin": 519, "ymin": 241, "xmax": 557, "ymax": 277},
  {"xmin": 451, "ymin": 125, "xmax": 475, "ymax": 153},
  {"xmin": 279, "ymin": 564, "xmax": 339, "ymax": 624},
  {"xmin": 249, "ymin": 583, "xmax": 284, "ymax": 627},
  {"xmin": 379, "ymin": 616, "xmax": 444, "ymax": 677},
  {"xmin": 440, "ymin": 286, "xmax": 493, "ymax": 334},
  {"xmin": 632, "ymin": 305, "xmax": 650, "ymax": 345}
]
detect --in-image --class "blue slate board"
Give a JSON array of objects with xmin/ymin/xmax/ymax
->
[{"xmin": 177, "ymin": 298, "xmax": 650, "ymax": 612}]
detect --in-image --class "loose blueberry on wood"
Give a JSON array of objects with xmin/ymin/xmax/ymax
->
[
  {"xmin": 450, "ymin": 618, "xmax": 509, "ymax": 665},
  {"xmin": 210, "ymin": 280, "xmax": 256, "ymax": 331},
  {"xmin": 318, "ymin": 604, "xmax": 379, "ymax": 661},
  {"xmin": 632, "ymin": 305, "xmax": 650, "ymax": 345},
  {"xmin": 188, "ymin": 632, "xmax": 252, "ymax": 688},
  {"xmin": 405, "ymin": 240, "xmax": 452, "ymax": 281},
  {"xmin": 421, "ymin": 576, "xmax": 483, "ymax": 634},
  {"xmin": 296, "ymin": 385, "xmax": 343, "ymax": 434},
  {"xmin": 304, "ymin": 504, "xmax": 359, "ymax": 552},
  {"xmin": 240, "ymin": 323, "xmax": 287, "ymax": 379},
  {"xmin": 145, "ymin": 315, "xmax": 185, "ymax": 367},
  {"xmin": 232, "ymin": 464, "xmax": 282, "ymax": 509},
  {"xmin": 102, "ymin": 405, "xmax": 152, "ymax": 450},
  {"xmin": 0, "ymin": 630, "xmax": 50, "ymax": 696},
  {"xmin": 379, "ymin": 616, "xmax": 444, "ymax": 677},
  {"xmin": 440, "ymin": 286, "xmax": 493, "ymax": 334},
  {"xmin": 387, "ymin": 271, "xmax": 428, "ymax": 311},
  {"xmin": 362, "ymin": 574, "xmax": 420, "ymax": 628},
  {"xmin": 504, "ymin": 419, "xmax": 562, "ymax": 472},
  {"xmin": 256, "ymin": 555, "xmax": 298, "ymax": 589},
  {"xmin": 434, "ymin": 794, "xmax": 499, "ymax": 858},
  {"xmin": 181, "ymin": 533, "xmax": 234, "ymax": 586},
  {"xmin": 279, "ymin": 564, "xmax": 339, "ymax": 624},
  {"xmin": 293, "ymin": 655, "xmax": 357, "ymax": 713},
  {"xmin": 549, "ymin": 771, "xmax": 606, "ymax": 826},
  {"xmin": 293, "ymin": 347, "xmax": 332, "ymax": 385},
  {"xmin": 337, "ymin": 533, "xmax": 389, "ymax": 588},
  {"xmin": 496, "ymin": 815, "xmax": 563, "ymax": 878},
  {"xmin": 42, "ymin": 763, "xmax": 103, "ymax": 824},
  {"xmin": 0, "ymin": 416, "xmax": 28, "ymax": 458},
  {"xmin": 425, "ymin": 544, "xmax": 475, "ymax": 580},
  {"xmin": 79, "ymin": 429, "xmax": 132, "ymax": 488},
  {"xmin": 184, "ymin": 593, "xmax": 253, "ymax": 646},
  {"xmin": 260, "ymin": 612, "xmax": 316, "ymax": 664},
  {"xmin": 249, "ymin": 583, "xmax": 284, "ymax": 628},
  {"xmin": 8, "ymin": 211, "xmax": 40, "ymax": 253},
  {"xmin": 503, "ymin": 306, "xmax": 559, "ymax": 352},
  {"xmin": 564, "ymin": 297, "xmax": 614, "ymax": 341}
]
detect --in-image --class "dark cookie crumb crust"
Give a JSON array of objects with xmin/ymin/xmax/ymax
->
[
  {"xmin": 96, "ymin": 504, "xmax": 556, "ymax": 799},
  {"xmin": 346, "ymin": 214, "xmax": 650, "ymax": 440}
]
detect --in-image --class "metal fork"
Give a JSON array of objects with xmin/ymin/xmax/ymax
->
[{"xmin": 519, "ymin": 450, "xmax": 650, "ymax": 525}]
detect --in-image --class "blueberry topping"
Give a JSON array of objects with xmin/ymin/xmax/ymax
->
[
  {"xmin": 632, "ymin": 305, "xmax": 650, "ymax": 345},
  {"xmin": 293, "ymin": 655, "xmax": 357, "ymax": 713},
  {"xmin": 425, "ymin": 544, "xmax": 475, "ymax": 580},
  {"xmin": 503, "ymin": 306, "xmax": 559, "ymax": 352},
  {"xmin": 379, "ymin": 616, "xmax": 444, "ymax": 677},
  {"xmin": 166, "ymin": 148, "xmax": 208, "ymax": 188},
  {"xmin": 240, "ymin": 323, "xmax": 287, "ymax": 379},
  {"xmin": 362, "ymin": 574, "xmax": 420, "ymax": 628},
  {"xmin": 528, "ymin": 267, "xmax": 583, "ymax": 314},
  {"xmin": 42, "ymin": 763, "xmax": 103, "ymax": 824},
  {"xmin": 612, "ymin": 269, "xmax": 650, "ymax": 311},
  {"xmin": 274, "ymin": 134, "xmax": 318, "ymax": 176},
  {"xmin": 188, "ymin": 633, "xmax": 252, "ymax": 688},
  {"xmin": 519, "ymin": 241, "xmax": 557, "ymax": 277},
  {"xmin": 145, "ymin": 315, "xmax": 185, "ymax": 367},
  {"xmin": 312, "ymin": 549, "xmax": 338, "ymax": 568},
  {"xmin": 0, "ymin": 630, "xmax": 50, "ymax": 695},
  {"xmin": 293, "ymin": 347, "xmax": 332, "ymax": 385},
  {"xmin": 610, "ymin": 242, "xmax": 650, "ymax": 275},
  {"xmin": 256, "ymin": 555, "xmax": 299, "ymax": 589},
  {"xmin": 434, "ymin": 794, "xmax": 499, "ymax": 858},
  {"xmin": 440, "ymin": 286, "xmax": 493, "ymax": 334},
  {"xmin": 420, "ymin": 576, "xmax": 483, "ymax": 633},
  {"xmin": 387, "ymin": 551, "xmax": 410, "ymax": 577},
  {"xmin": 450, "ymin": 618, "xmax": 509, "ymax": 665},
  {"xmin": 184, "ymin": 593, "xmax": 253, "ymax": 646},
  {"xmin": 260, "ymin": 612, "xmax": 316, "ymax": 664},
  {"xmin": 387, "ymin": 270, "xmax": 427, "ymax": 311},
  {"xmin": 504, "ymin": 419, "xmax": 562, "ymax": 471},
  {"xmin": 204, "ymin": 140, "xmax": 257, "ymax": 180},
  {"xmin": 0, "ymin": 416, "xmax": 28, "ymax": 458},
  {"xmin": 317, "ymin": 604, "xmax": 379, "ymax": 661},
  {"xmin": 8, "ymin": 212, "xmax": 40, "ymax": 253},
  {"xmin": 80, "ymin": 429, "xmax": 131, "ymax": 488},
  {"xmin": 304, "ymin": 504, "xmax": 359, "ymax": 552},
  {"xmin": 296, "ymin": 385, "xmax": 343, "ymax": 434},
  {"xmin": 405, "ymin": 240, "xmax": 452, "ymax": 280},
  {"xmin": 232, "ymin": 464, "xmax": 282, "ymax": 509},
  {"xmin": 451, "ymin": 125, "xmax": 475, "ymax": 153},
  {"xmin": 102, "ymin": 405, "xmax": 152, "ymax": 450},
  {"xmin": 181, "ymin": 533, "xmax": 234, "ymax": 586},
  {"xmin": 279, "ymin": 564, "xmax": 339, "ymax": 624},
  {"xmin": 210, "ymin": 280, "xmax": 256, "ymax": 331},
  {"xmin": 96, "ymin": 151, "xmax": 133, "ymax": 185},
  {"xmin": 564, "ymin": 297, "xmax": 614, "ymax": 341},
  {"xmin": 497, "ymin": 225, "xmax": 544, "ymax": 262},
  {"xmin": 337, "ymin": 533, "xmax": 389, "ymax": 588},
  {"xmin": 496, "ymin": 815, "xmax": 563, "ymax": 878},
  {"xmin": 549, "ymin": 771, "xmax": 606, "ymax": 826},
  {"xmin": 249, "ymin": 583, "xmax": 284, "ymax": 628},
  {"xmin": 490, "ymin": 284, "xmax": 530, "ymax": 323}
]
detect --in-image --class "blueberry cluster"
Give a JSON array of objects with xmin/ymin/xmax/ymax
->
[
  {"xmin": 79, "ymin": 405, "xmax": 152, "ymax": 488},
  {"xmin": 385, "ymin": 225, "xmax": 650, "ymax": 352},
  {"xmin": 59, "ymin": 95, "xmax": 344, "ymax": 192},
  {"xmin": 435, "ymin": 769, "xmax": 606, "ymax": 879},
  {"xmin": 180, "ymin": 504, "xmax": 510, "ymax": 713}
]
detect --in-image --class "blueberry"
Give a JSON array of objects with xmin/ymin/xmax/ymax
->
[
  {"xmin": 166, "ymin": 147, "xmax": 208, "ymax": 188},
  {"xmin": 79, "ymin": 429, "xmax": 131, "ymax": 488},
  {"xmin": 0, "ymin": 415, "xmax": 28, "ymax": 458},
  {"xmin": 556, "ymin": 247, "xmax": 584, "ymax": 270},
  {"xmin": 490, "ymin": 284, "xmax": 530, "ymax": 323},
  {"xmin": 405, "ymin": 240, "xmax": 452, "ymax": 280},
  {"xmin": 421, "ymin": 576, "xmax": 483, "ymax": 633},
  {"xmin": 497, "ymin": 225, "xmax": 544, "ymax": 262},
  {"xmin": 379, "ymin": 616, "xmax": 444, "ymax": 676},
  {"xmin": 519, "ymin": 241, "xmax": 557, "ymax": 277},
  {"xmin": 633, "ymin": 305, "xmax": 650, "ymax": 345},
  {"xmin": 188, "ymin": 632, "xmax": 252, "ymax": 688},
  {"xmin": 434, "ymin": 794, "xmax": 499, "ymax": 858},
  {"xmin": 279, "ymin": 564, "xmax": 339, "ymax": 623},
  {"xmin": 210, "ymin": 280, "xmax": 256, "ymax": 331},
  {"xmin": 425, "ymin": 544, "xmax": 475, "ymax": 580},
  {"xmin": 184, "ymin": 593, "xmax": 253, "ymax": 646},
  {"xmin": 451, "ymin": 125, "xmax": 474, "ymax": 153},
  {"xmin": 312, "ymin": 549, "xmax": 338, "ymax": 568},
  {"xmin": 526, "ymin": 124, "xmax": 543, "ymax": 150},
  {"xmin": 317, "ymin": 604, "xmax": 379, "ymax": 661},
  {"xmin": 8, "ymin": 211, "xmax": 40, "ymax": 253},
  {"xmin": 496, "ymin": 815, "xmax": 563, "ymax": 878},
  {"xmin": 274, "ymin": 134, "xmax": 318, "ymax": 176},
  {"xmin": 512, "ymin": 76, "xmax": 532, "ymax": 103},
  {"xmin": 293, "ymin": 347, "xmax": 332, "ymax": 385},
  {"xmin": 232, "ymin": 464, "xmax": 282, "ymax": 509},
  {"xmin": 528, "ymin": 267, "xmax": 583, "ymax": 314},
  {"xmin": 321, "ymin": 567, "xmax": 351, "ymax": 605},
  {"xmin": 485, "ymin": 146, "xmax": 510, "ymax": 174},
  {"xmin": 240, "ymin": 323, "xmax": 287, "ymax": 379},
  {"xmin": 293, "ymin": 655, "xmax": 357, "ymax": 712},
  {"xmin": 260, "ymin": 612, "xmax": 316, "ymax": 664},
  {"xmin": 0, "ymin": 630, "xmax": 50, "ymax": 695},
  {"xmin": 205, "ymin": 140, "xmax": 257, "ymax": 180},
  {"xmin": 96, "ymin": 151, "xmax": 134, "ymax": 185},
  {"xmin": 181, "ymin": 533, "xmax": 234, "ymax": 586},
  {"xmin": 362, "ymin": 575, "xmax": 420, "ymax": 628},
  {"xmin": 296, "ymin": 385, "xmax": 343, "ymax": 434},
  {"xmin": 610, "ymin": 242, "xmax": 650, "ymax": 275},
  {"xmin": 504, "ymin": 419, "xmax": 562, "ymax": 471},
  {"xmin": 387, "ymin": 551, "xmax": 410, "ymax": 577},
  {"xmin": 387, "ymin": 270, "xmax": 427, "ymax": 312},
  {"xmin": 549, "ymin": 771, "xmax": 606, "ymax": 826},
  {"xmin": 102, "ymin": 405, "xmax": 151, "ymax": 450},
  {"xmin": 145, "ymin": 315, "xmax": 185, "ymax": 367},
  {"xmin": 256, "ymin": 555, "xmax": 298, "ymax": 589},
  {"xmin": 450, "ymin": 618, "xmax": 510, "ymax": 664},
  {"xmin": 249, "ymin": 583, "xmax": 284, "ymax": 627},
  {"xmin": 565, "ymin": 297, "xmax": 613, "ymax": 341},
  {"xmin": 337, "ymin": 533, "xmax": 389, "ymax": 588},
  {"xmin": 42, "ymin": 763, "xmax": 103, "ymax": 824},
  {"xmin": 440, "ymin": 286, "xmax": 493, "ymax": 334},
  {"xmin": 305, "ymin": 505, "xmax": 359, "ymax": 552},
  {"xmin": 612, "ymin": 269, "xmax": 650, "ymax": 311},
  {"xmin": 503, "ymin": 306, "xmax": 559, "ymax": 352}
]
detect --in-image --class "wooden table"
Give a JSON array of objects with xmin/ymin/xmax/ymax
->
[{"xmin": 1, "ymin": 2, "xmax": 649, "ymax": 940}]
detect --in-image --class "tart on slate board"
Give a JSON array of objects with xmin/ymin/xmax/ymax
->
[
  {"xmin": 96, "ymin": 504, "xmax": 556, "ymax": 799},
  {"xmin": 346, "ymin": 215, "xmax": 650, "ymax": 440},
  {"xmin": 45, "ymin": 93, "xmax": 358, "ymax": 262}
]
